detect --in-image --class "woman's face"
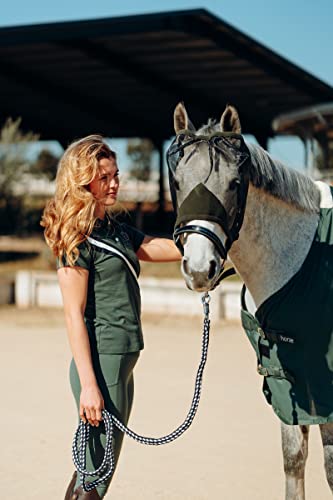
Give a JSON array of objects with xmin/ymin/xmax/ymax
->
[{"xmin": 89, "ymin": 157, "xmax": 120, "ymax": 215}]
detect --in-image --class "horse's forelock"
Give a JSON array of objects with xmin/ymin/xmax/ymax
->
[{"xmin": 197, "ymin": 119, "xmax": 218, "ymax": 135}]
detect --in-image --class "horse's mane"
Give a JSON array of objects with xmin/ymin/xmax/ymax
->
[
  {"xmin": 247, "ymin": 143, "xmax": 320, "ymax": 213},
  {"xmin": 197, "ymin": 121, "xmax": 321, "ymax": 214}
]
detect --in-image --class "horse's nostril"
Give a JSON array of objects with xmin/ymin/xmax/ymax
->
[{"xmin": 208, "ymin": 260, "xmax": 217, "ymax": 280}]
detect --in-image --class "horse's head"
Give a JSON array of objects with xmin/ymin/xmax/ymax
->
[{"xmin": 167, "ymin": 102, "xmax": 251, "ymax": 292}]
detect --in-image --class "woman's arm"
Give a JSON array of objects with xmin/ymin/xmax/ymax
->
[
  {"xmin": 136, "ymin": 236, "xmax": 182, "ymax": 262},
  {"xmin": 57, "ymin": 266, "xmax": 104, "ymax": 426}
]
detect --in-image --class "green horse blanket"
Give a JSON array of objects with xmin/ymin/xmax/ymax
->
[{"xmin": 241, "ymin": 202, "xmax": 333, "ymax": 425}]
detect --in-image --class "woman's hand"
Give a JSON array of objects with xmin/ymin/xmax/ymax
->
[{"xmin": 80, "ymin": 384, "xmax": 105, "ymax": 427}]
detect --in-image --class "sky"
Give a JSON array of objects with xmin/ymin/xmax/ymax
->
[{"xmin": 2, "ymin": 0, "xmax": 333, "ymax": 170}]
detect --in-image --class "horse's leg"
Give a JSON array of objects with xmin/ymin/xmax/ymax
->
[
  {"xmin": 281, "ymin": 422, "xmax": 309, "ymax": 500},
  {"xmin": 319, "ymin": 422, "xmax": 333, "ymax": 492}
]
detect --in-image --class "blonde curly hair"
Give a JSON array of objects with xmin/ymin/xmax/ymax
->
[{"xmin": 41, "ymin": 135, "xmax": 116, "ymax": 266}]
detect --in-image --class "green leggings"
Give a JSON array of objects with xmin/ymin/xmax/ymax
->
[{"xmin": 69, "ymin": 351, "xmax": 140, "ymax": 498}]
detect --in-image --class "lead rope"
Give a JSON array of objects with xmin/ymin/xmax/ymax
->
[{"xmin": 72, "ymin": 292, "xmax": 211, "ymax": 492}]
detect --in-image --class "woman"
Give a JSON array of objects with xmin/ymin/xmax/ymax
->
[{"xmin": 41, "ymin": 135, "xmax": 181, "ymax": 499}]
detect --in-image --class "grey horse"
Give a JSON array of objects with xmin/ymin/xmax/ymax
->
[{"xmin": 168, "ymin": 102, "xmax": 333, "ymax": 500}]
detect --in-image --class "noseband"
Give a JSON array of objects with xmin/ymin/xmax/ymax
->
[
  {"xmin": 173, "ymin": 223, "xmax": 236, "ymax": 289},
  {"xmin": 174, "ymin": 224, "xmax": 228, "ymax": 260}
]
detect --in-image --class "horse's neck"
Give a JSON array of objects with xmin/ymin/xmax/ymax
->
[{"xmin": 229, "ymin": 184, "xmax": 321, "ymax": 308}]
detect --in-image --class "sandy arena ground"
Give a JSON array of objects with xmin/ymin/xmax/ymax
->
[{"xmin": 1, "ymin": 306, "xmax": 332, "ymax": 499}]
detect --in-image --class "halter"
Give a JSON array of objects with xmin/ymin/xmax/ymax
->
[{"xmin": 167, "ymin": 129, "xmax": 251, "ymax": 288}]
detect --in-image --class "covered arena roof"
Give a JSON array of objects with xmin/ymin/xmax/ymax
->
[
  {"xmin": 1, "ymin": 9, "xmax": 333, "ymax": 145},
  {"xmin": 273, "ymin": 102, "xmax": 333, "ymax": 139}
]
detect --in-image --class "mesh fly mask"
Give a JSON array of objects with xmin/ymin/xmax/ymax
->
[{"xmin": 167, "ymin": 129, "xmax": 251, "ymax": 287}]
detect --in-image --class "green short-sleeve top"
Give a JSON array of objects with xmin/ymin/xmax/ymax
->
[{"xmin": 58, "ymin": 217, "xmax": 145, "ymax": 354}]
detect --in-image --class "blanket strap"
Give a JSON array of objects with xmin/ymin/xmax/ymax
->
[{"xmin": 257, "ymin": 364, "xmax": 295, "ymax": 384}]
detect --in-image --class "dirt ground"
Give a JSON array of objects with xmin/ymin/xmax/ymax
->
[{"xmin": 1, "ymin": 306, "xmax": 332, "ymax": 499}]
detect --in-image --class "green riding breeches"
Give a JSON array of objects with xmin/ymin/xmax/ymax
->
[{"xmin": 69, "ymin": 351, "xmax": 140, "ymax": 498}]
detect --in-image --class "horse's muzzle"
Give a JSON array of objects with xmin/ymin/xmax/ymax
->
[{"xmin": 181, "ymin": 257, "xmax": 221, "ymax": 292}]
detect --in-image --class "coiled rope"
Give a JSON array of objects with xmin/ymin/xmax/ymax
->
[{"xmin": 72, "ymin": 292, "xmax": 211, "ymax": 492}]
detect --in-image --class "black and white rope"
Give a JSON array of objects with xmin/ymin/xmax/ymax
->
[{"xmin": 72, "ymin": 293, "xmax": 211, "ymax": 492}]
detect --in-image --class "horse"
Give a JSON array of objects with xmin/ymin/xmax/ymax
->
[{"xmin": 167, "ymin": 101, "xmax": 333, "ymax": 500}]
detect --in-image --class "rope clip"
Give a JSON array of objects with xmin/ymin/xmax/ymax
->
[{"xmin": 201, "ymin": 292, "xmax": 211, "ymax": 317}]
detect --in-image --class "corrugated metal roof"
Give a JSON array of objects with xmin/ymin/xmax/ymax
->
[{"xmin": 1, "ymin": 9, "xmax": 332, "ymax": 144}]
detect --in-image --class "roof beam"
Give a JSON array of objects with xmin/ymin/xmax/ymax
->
[
  {"xmin": 0, "ymin": 56, "xmax": 153, "ymax": 139},
  {"xmin": 60, "ymin": 38, "xmax": 261, "ymax": 137},
  {"xmin": 59, "ymin": 39, "xmax": 233, "ymax": 120}
]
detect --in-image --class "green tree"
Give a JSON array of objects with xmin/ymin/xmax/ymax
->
[
  {"xmin": 0, "ymin": 117, "xmax": 39, "ymax": 233},
  {"xmin": 127, "ymin": 138, "xmax": 154, "ymax": 181},
  {"xmin": 30, "ymin": 149, "xmax": 59, "ymax": 180},
  {"xmin": 0, "ymin": 117, "xmax": 39, "ymax": 196}
]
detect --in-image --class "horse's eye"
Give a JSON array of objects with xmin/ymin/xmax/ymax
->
[{"xmin": 229, "ymin": 179, "xmax": 241, "ymax": 191}]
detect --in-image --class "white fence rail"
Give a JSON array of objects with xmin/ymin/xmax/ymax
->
[{"xmin": 15, "ymin": 270, "xmax": 243, "ymax": 321}]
